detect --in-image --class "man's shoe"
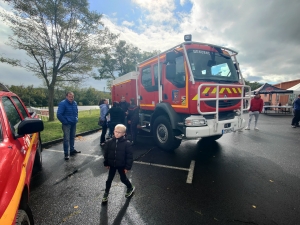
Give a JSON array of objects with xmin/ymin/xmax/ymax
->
[
  {"xmin": 64, "ymin": 155, "xmax": 69, "ymax": 160},
  {"xmin": 102, "ymin": 192, "xmax": 109, "ymax": 203},
  {"xmin": 70, "ymin": 150, "xmax": 81, "ymax": 156},
  {"xmin": 292, "ymin": 125, "xmax": 296, "ymax": 128},
  {"xmin": 244, "ymin": 127, "xmax": 250, "ymax": 130},
  {"xmin": 254, "ymin": 127, "xmax": 259, "ymax": 130},
  {"xmin": 125, "ymin": 185, "xmax": 135, "ymax": 198}
]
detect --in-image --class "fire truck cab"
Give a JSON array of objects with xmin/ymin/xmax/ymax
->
[{"xmin": 112, "ymin": 35, "xmax": 250, "ymax": 151}]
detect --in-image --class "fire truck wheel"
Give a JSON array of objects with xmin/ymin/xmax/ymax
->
[
  {"xmin": 153, "ymin": 115, "xmax": 182, "ymax": 151},
  {"xmin": 16, "ymin": 206, "xmax": 34, "ymax": 225},
  {"xmin": 34, "ymin": 137, "xmax": 42, "ymax": 170}
]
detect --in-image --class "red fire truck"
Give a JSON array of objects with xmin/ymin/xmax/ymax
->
[{"xmin": 112, "ymin": 34, "xmax": 250, "ymax": 151}]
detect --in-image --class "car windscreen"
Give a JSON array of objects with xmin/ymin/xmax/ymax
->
[{"xmin": 187, "ymin": 49, "xmax": 239, "ymax": 83}]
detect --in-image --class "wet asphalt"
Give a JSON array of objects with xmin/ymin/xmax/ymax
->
[{"xmin": 29, "ymin": 113, "xmax": 300, "ymax": 225}]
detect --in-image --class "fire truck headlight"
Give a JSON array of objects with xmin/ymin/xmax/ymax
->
[{"xmin": 185, "ymin": 118, "xmax": 206, "ymax": 126}]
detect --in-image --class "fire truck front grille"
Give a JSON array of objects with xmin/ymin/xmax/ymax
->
[
  {"xmin": 203, "ymin": 111, "xmax": 236, "ymax": 121},
  {"xmin": 205, "ymin": 100, "xmax": 240, "ymax": 108}
]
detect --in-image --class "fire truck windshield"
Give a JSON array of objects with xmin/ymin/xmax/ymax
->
[{"xmin": 187, "ymin": 49, "xmax": 239, "ymax": 83}]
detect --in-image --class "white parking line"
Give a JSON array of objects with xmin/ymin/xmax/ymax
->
[
  {"xmin": 134, "ymin": 160, "xmax": 195, "ymax": 184},
  {"xmin": 45, "ymin": 149, "xmax": 103, "ymax": 158},
  {"xmin": 186, "ymin": 160, "xmax": 195, "ymax": 184},
  {"xmin": 45, "ymin": 149, "xmax": 195, "ymax": 184}
]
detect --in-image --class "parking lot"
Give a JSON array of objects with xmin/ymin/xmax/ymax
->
[{"xmin": 30, "ymin": 114, "xmax": 300, "ymax": 225}]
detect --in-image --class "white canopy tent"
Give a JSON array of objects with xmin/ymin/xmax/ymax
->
[{"xmin": 287, "ymin": 83, "xmax": 300, "ymax": 95}]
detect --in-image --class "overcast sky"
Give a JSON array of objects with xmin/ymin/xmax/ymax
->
[{"xmin": 1, "ymin": 0, "xmax": 300, "ymax": 90}]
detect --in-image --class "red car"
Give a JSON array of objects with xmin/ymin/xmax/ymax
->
[{"xmin": 0, "ymin": 83, "xmax": 44, "ymax": 224}]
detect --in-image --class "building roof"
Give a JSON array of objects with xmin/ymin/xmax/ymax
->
[{"xmin": 287, "ymin": 82, "xmax": 300, "ymax": 95}]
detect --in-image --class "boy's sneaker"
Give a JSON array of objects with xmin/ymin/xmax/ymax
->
[
  {"xmin": 254, "ymin": 127, "xmax": 259, "ymax": 130},
  {"xmin": 244, "ymin": 127, "xmax": 250, "ymax": 130},
  {"xmin": 102, "ymin": 192, "xmax": 109, "ymax": 203},
  {"xmin": 125, "ymin": 185, "xmax": 135, "ymax": 198}
]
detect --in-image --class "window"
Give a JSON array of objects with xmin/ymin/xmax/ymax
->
[
  {"xmin": 12, "ymin": 96, "xmax": 28, "ymax": 119},
  {"xmin": 141, "ymin": 67, "xmax": 152, "ymax": 88},
  {"xmin": 166, "ymin": 55, "xmax": 186, "ymax": 88},
  {"xmin": 187, "ymin": 49, "xmax": 239, "ymax": 82},
  {"xmin": 2, "ymin": 97, "xmax": 22, "ymax": 136},
  {"xmin": 211, "ymin": 63, "xmax": 231, "ymax": 77},
  {"xmin": 141, "ymin": 66, "xmax": 160, "ymax": 92}
]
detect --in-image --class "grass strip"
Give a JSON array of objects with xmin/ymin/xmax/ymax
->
[{"xmin": 40, "ymin": 109, "xmax": 100, "ymax": 143}]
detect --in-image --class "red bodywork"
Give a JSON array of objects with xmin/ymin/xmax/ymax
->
[
  {"xmin": 112, "ymin": 72, "xmax": 138, "ymax": 104},
  {"xmin": 0, "ymin": 90, "xmax": 41, "ymax": 224},
  {"xmin": 137, "ymin": 44, "xmax": 242, "ymax": 115}
]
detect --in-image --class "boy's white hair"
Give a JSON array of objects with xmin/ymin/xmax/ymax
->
[{"xmin": 115, "ymin": 124, "xmax": 127, "ymax": 132}]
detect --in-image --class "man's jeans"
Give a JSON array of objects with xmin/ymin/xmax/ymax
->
[
  {"xmin": 62, "ymin": 124, "xmax": 76, "ymax": 156},
  {"xmin": 247, "ymin": 111, "xmax": 260, "ymax": 128}
]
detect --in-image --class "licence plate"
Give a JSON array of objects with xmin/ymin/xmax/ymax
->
[{"xmin": 222, "ymin": 127, "xmax": 234, "ymax": 134}]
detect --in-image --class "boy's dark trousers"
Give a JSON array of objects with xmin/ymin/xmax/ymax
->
[{"xmin": 105, "ymin": 166, "xmax": 132, "ymax": 193}]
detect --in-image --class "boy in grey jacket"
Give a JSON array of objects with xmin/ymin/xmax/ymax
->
[{"xmin": 102, "ymin": 124, "xmax": 135, "ymax": 203}]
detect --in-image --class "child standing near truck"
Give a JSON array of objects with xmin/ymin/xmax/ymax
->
[{"xmin": 102, "ymin": 124, "xmax": 135, "ymax": 203}]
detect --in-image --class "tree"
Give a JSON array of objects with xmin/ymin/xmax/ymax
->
[
  {"xmin": 94, "ymin": 40, "xmax": 159, "ymax": 90},
  {"xmin": 139, "ymin": 50, "xmax": 161, "ymax": 62},
  {"xmin": 244, "ymin": 80, "xmax": 262, "ymax": 91},
  {"xmin": 0, "ymin": 0, "xmax": 117, "ymax": 121}
]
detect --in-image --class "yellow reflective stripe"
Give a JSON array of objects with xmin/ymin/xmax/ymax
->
[
  {"xmin": 0, "ymin": 133, "xmax": 38, "ymax": 225},
  {"xmin": 192, "ymin": 86, "xmax": 243, "ymax": 100},
  {"xmin": 202, "ymin": 87, "xmax": 210, "ymax": 94},
  {"xmin": 140, "ymin": 104, "xmax": 154, "ymax": 107},
  {"xmin": 226, "ymin": 88, "xmax": 232, "ymax": 94},
  {"xmin": 219, "ymin": 88, "xmax": 225, "ymax": 93},
  {"xmin": 0, "ymin": 170, "xmax": 26, "ymax": 224},
  {"xmin": 172, "ymin": 104, "xmax": 188, "ymax": 108}
]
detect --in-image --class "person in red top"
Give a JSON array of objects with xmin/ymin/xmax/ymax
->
[{"xmin": 245, "ymin": 92, "xmax": 264, "ymax": 130}]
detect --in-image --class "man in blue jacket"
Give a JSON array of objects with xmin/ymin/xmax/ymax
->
[{"xmin": 57, "ymin": 92, "xmax": 81, "ymax": 160}]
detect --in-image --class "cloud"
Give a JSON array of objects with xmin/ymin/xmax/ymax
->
[
  {"xmin": 122, "ymin": 20, "xmax": 135, "ymax": 27},
  {"xmin": 122, "ymin": 0, "xmax": 300, "ymax": 84},
  {"xmin": 132, "ymin": 0, "xmax": 177, "ymax": 23},
  {"xmin": 1, "ymin": 0, "xmax": 300, "ymax": 90}
]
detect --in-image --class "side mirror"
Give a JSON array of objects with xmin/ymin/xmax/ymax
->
[
  {"xmin": 18, "ymin": 118, "xmax": 44, "ymax": 135},
  {"xmin": 166, "ymin": 64, "xmax": 176, "ymax": 80},
  {"xmin": 166, "ymin": 51, "xmax": 176, "ymax": 63}
]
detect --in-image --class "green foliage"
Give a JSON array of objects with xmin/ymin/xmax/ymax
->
[
  {"xmin": 0, "ymin": 0, "xmax": 117, "ymax": 120},
  {"xmin": 9, "ymin": 85, "xmax": 47, "ymax": 106},
  {"xmin": 95, "ymin": 40, "xmax": 160, "ymax": 90},
  {"xmin": 40, "ymin": 109, "xmax": 100, "ymax": 143},
  {"xmin": 244, "ymin": 80, "xmax": 263, "ymax": 91},
  {"xmin": 6, "ymin": 84, "xmax": 111, "ymax": 107}
]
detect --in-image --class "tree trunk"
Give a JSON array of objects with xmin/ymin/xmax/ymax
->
[{"xmin": 48, "ymin": 86, "xmax": 55, "ymax": 121}]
